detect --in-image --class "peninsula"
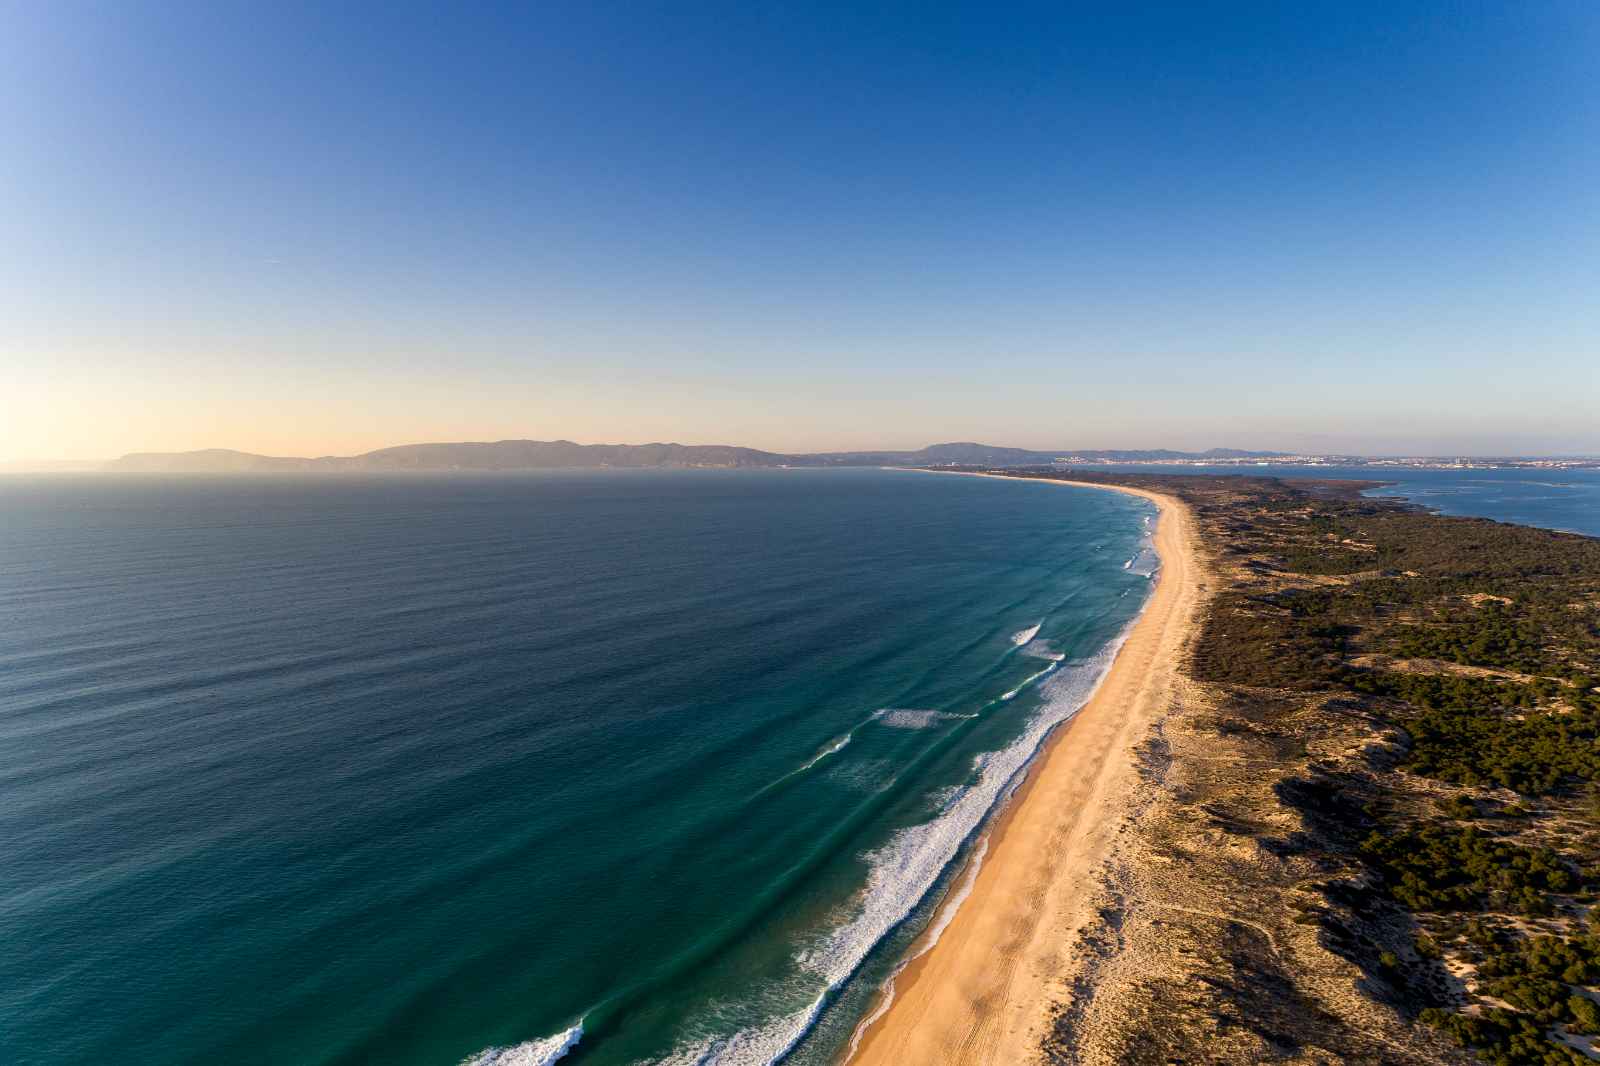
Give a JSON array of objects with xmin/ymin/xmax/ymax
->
[{"xmin": 857, "ymin": 468, "xmax": 1600, "ymax": 1066}]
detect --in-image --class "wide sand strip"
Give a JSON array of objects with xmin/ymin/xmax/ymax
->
[{"xmin": 848, "ymin": 477, "xmax": 1203, "ymax": 1066}]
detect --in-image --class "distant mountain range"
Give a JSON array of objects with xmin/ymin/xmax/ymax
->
[{"xmin": 100, "ymin": 441, "xmax": 1281, "ymax": 473}]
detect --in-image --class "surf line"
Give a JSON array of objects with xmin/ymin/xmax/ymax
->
[
  {"xmin": 796, "ymin": 732, "xmax": 853, "ymax": 773},
  {"xmin": 751, "ymin": 705, "xmax": 892, "ymax": 800},
  {"xmin": 666, "ymin": 627, "xmax": 1139, "ymax": 1066},
  {"xmin": 842, "ymin": 836, "xmax": 990, "ymax": 1062},
  {"xmin": 760, "ymin": 621, "xmax": 1061, "ymax": 799},
  {"xmin": 998, "ymin": 661, "xmax": 1060, "ymax": 701},
  {"xmin": 501, "ymin": 644, "xmax": 1115, "ymax": 1066},
  {"xmin": 462, "ymin": 1019, "xmax": 583, "ymax": 1066},
  {"xmin": 1010, "ymin": 621, "xmax": 1042, "ymax": 646}
]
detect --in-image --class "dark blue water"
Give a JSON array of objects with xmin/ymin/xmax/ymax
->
[
  {"xmin": 0, "ymin": 469, "xmax": 1155, "ymax": 1066},
  {"xmin": 1087, "ymin": 464, "xmax": 1600, "ymax": 538}
]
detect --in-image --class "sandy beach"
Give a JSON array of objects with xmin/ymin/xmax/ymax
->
[{"xmin": 848, "ymin": 477, "xmax": 1203, "ymax": 1066}]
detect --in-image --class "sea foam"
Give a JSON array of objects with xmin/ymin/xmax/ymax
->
[
  {"xmin": 462, "ymin": 1022, "xmax": 582, "ymax": 1066},
  {"xmin": 650, "ymin": 620, "xmax": 1139, "ymax": 1066},
  {"xmin": 1009, "ymin": 622, "xmax": 1042, "ymax": 646},
  {"xmin": 797, "ymin": 733, "xmax": 853, "ymax": 772},
  {"xmin": 872, "ymin": 709, "xmax": 974, "ymax": 730},
  {"xmin": 1126, "ymin": 540, "xmax": 1160, "ymax": 579},
  {"xmin": 1018, "ymin": 638, "xmax": 1066, "ymax": 662},
  {"xmin": 1124, "ymin": 515, "xmax": 1162, "ymax": 579},
  {"xmin": 843, "ymin": 836, "xmax": 989, "ymax": 1061}
]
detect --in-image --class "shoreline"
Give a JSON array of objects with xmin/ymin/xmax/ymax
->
[{"xmin": 846, "ymin": 474, "xmax": 1202, "ymax": 1065}]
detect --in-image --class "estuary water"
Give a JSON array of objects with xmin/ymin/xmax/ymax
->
[
  {"xmin": 0, "ymin": 469, "xmax": 1156, "ymax": 1066},
  {"xmin": 1087, "ymin": 463, "xmax": 1600, "ymax": 538}
]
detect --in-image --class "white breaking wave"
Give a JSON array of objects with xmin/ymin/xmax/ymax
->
[
  {"xmin": 1126, "ymin": 543, "xmax": 1161, "ymax": 579},
  {"xmin": 1010, "ymin": 622, "xmax": 1042, "ymax": 646},
  {"xmin": 649, "ymin": 621, "xmax": 1139, "ymax": 1066},
  {"xmin": 756, "ymin": 730, "xmax": 860, "ymax": 797},
  {"xmin": 872, "ymin": 709, "xmax": 975, "ymax": 730},
  {"xmin": 1000, "ymin": 662, "xmax": 1058, "ymax": 700},
  {"xmin": 462, "ymin": 1022, "xmax": 582, "ymax": 1066},
  {"xmin": 844, "ymin": 836, "xmax": 989, "ymax": 1062},
  {"xmin": 797, "ymin": 733, "xmax": 853, "ymax": 772},
  {"xmin": 1122, "ymin": 514, "xmax": 1162, "ymax": 579}
]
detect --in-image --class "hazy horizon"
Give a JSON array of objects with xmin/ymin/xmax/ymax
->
[
  {"xmin": 7, "ymin": 434, "xmax": 1600, "ymax": 471},
  {"xmin": 5, "ymin": 4, "xmax": 1598, "ymax": 462},
  {"xmin": 9, "ymin": 426, "xmax": 1600, "ymax": 466}
]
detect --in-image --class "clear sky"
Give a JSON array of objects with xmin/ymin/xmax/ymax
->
[{"xmin": 4, "ymin": 2, "xmax": 1597, "ymax": 460}]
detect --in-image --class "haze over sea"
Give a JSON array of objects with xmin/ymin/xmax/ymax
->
[{"xmin": 0, "ymin": 468, "xmax": 1158, "ymax": 1066}]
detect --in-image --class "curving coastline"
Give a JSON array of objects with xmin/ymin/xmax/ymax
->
[{"xmin": 847, "ymin": 477, "xmax": 1203, "ymax": 1066}]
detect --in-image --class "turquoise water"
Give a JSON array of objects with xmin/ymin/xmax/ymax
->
[
  {"xmin": 0, "ymin": 469, "xmax": 1155, "ymax": 1066},
  {"xmin": 1087, "ymin": 464, "xmax": 1600, "ymax": 538}
]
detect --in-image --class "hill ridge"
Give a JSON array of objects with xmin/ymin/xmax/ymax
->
[{"xmin": 105, "ymin": 440, "xmax": 1283, "ymax": 473}]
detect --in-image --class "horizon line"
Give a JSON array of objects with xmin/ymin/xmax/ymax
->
[{"xmin": 5, "ymin": 436, "xmax": 1600, "ymax": 471}]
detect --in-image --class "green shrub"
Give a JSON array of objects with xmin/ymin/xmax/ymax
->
[
  {"xmin": 1361, "ymin": 826, "xmax": 1577, "ymax": 914},
  {"xmin": 1568, "ymin": 995, "xmax": 1600, "ymax": 1035},
  {"xmin": 1422, "ymin": 1004, "xmax": 1587, "ymax": 1064}
]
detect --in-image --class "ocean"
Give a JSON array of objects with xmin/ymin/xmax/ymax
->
[
  {"xmin": 1088, "ymin": 463, "xmax": 1600, "ymax": 538},
  {"xmin": 0, "ymin": 469, "xmax": 1157, "ymax": 1066}
]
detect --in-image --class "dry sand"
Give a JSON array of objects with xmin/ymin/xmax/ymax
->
[{"xmin": 847, "ymin": 477, "xmax": 1202, "ymax": 1066}]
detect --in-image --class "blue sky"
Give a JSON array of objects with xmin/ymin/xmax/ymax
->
[{"xmin": 4, "ymin": 2, "xmax": 1597, "ymax": 458}]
